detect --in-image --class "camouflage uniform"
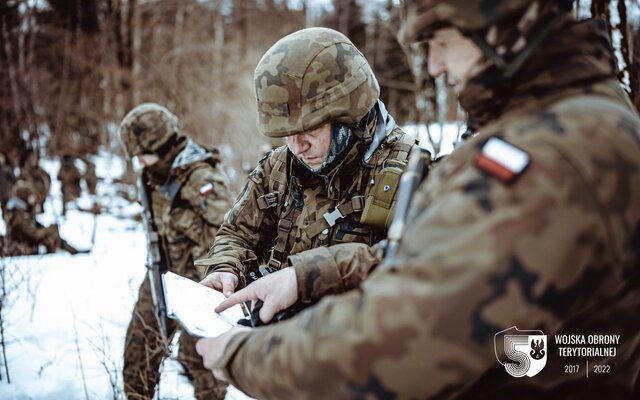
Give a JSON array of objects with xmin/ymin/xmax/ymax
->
[
  {"xmin": 195, "ymin": 28, "xmax": 418, "ymax": 293},
  {"xmin": 83, "ymin": 157, "xmax": 97, "ymax": 195},
  {"xmin": 208, "ymin": 3, "xmax": 640, "ymax": 399},
  {"xmin": 120, "ymin": 104, "xmax": 233, "ymax": 400},
  {"xmin": 0, "ymin": 152, "xmax": 16, "ymax": 214},
  {"xmin": 20, "ymin": 152, "xmax": 50, "ymax": 213},
  {"xmin": 58, "ymin": 155, "xmax": 83, "ymax": 215},
  {"xmin": 2, "ymin": 180, "xmax": 80, "ymax": 256}
]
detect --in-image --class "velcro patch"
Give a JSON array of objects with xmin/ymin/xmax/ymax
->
[
  {"xmin": 199, "ymin": 182, "xmax": 215, "ymax": 196},
  {"xmin": 474, "ymin": 137, "xmax": 530, "ymax": 184}
]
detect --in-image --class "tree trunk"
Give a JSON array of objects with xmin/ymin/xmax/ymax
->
[
  {"xmin": 2, "ymin": 17, "xmax": 23, "ymax": 137},
  {"xmin": 131, "ymin": 0, "xmax": 141, "ymax": 105}
]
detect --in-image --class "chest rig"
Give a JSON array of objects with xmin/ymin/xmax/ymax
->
[
  {"xmin": 150, "ymin": 159, "xmax": 214, "ymax": 269},
  {"xmin": 258, "ymin": 129, "xmax": 415, "ymax": 270}
]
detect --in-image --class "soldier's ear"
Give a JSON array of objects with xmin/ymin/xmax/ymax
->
[{"xmin": 132, "ymin": 123, "xmax": 144, "ymax": 136}]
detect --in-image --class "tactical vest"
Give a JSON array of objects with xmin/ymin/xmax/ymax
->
[
  {"xmin": 258, "ymin": 129, "xmax": 416, "ymax": 270},
  {"xmin": 150, "ymin": 159, "xmax": 218, "ymax": 270}
]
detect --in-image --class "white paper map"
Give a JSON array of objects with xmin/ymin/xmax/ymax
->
[{"xmin": 162, "ymin": 271, "xmax": 245, "ymax": 338}]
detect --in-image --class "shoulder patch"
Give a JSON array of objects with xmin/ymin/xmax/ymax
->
[
  {"xmin": 199, "ymin": 182, "xmax": 215, "ymax": 196},
  {"xmin": 474, "ymin": 137, "xmax": 530, "ymax": 184}
]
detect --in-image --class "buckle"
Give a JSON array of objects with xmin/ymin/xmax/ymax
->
[
  {"xmin": 267, "ymin": 250, "xmax": 283, "ymax": 269},
  {"xmin": 323, "ymin": 208, "xmax": 344, "ymax": 227},
  {"xmin": 352, "ymin": 196, "xmax": 365, "ymax": 212},
  {"xmin": 263, "ymin": 191, "xmax": 280, "ymax": 208},
  {"xmin": 279, "ymin": 219, "xmax": 293, "ymax": 232}
]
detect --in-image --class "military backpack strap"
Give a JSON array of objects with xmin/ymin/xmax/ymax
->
[
  {"xmin": 264, "ymin": 148, "xmax": 294, "ymax": 270},
  {"xmin": 386, "ymin": 132, "xmax": 418, "ymax": 163},
  {"xmin": 266, "ymin": 213, "xmax": 294, "ymax": 269},
  {"xmin": 257, "ymin": 147, "xmax": 289, "ymax": 212}
]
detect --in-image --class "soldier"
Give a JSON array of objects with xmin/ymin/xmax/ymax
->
[
  {"xmin": 58, "ymin": 154, "xmax": 83, "ymax": 216},
  {"xmin": 0, "ymin": 151, "xmax": 16, "ymax": 215},
  {"xmin": 2, "ymin": 180, "xmax": 83, "ymax": 256},
  {"xmin": 119, "ymin": 103, "xmax": 233, "ymax": 400},
  {"xmin": 195, "ymin": 1, "xmax": 640, "ymax": 398},
  {"xmin": 82, "ymin": 156, "xmax": 98, "ymax": 195},
  {"xmin": 195, "ymin": 28, "xmax": 419, "ymax": 311},
  {"xmin": 19, "ymin": 150, "xmax": 50, "ymax": 213}
]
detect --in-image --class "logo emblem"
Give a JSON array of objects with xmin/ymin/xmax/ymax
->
[{"xmin": 494, "ymin": 326, "xmax": 547, "ymax": 377}]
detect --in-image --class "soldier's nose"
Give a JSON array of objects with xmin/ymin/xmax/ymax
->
[
  {"xmin": 286, "ymin": 134, "xmax": 309, "ymax": 156},
  {"xmin": 428, "ymin": 51, "xmax": 446, "ymax": 77}
]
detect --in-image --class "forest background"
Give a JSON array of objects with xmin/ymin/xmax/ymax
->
[{"xmin": 2, "ymin": 0, "xmax": 640, "ymax": 187}]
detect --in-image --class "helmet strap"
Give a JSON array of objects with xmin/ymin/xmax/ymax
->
[{"xmin": 466, "ymin": 4, "xmax": 569, "ymax": 79}]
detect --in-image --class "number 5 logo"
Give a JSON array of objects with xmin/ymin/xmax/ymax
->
[{"xmin": 494, "ymin": 326, "xmax": 547, "ymax": 377}]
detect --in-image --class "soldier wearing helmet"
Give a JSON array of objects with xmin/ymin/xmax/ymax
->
[
  {"xmin": 119, "ymin": 103, "xmax": 233, "ymax": 399},
  {"xmin": 2, "ymin": 179, "xmax": 84, "ymax": 256},
  {"xmin": 194, "ymin": 2, "xmax": 640, "ymax": 399},
  {"xmin": 19, "ymin": 150, "xmax": 50, "ymax": 213},
  {"xmin": 196, "ymin": 28, "xmax": 419, "ymax": 316},
  {"xmin": 57, "ymin": 154, "xmax": 83, "ymax": 216}
]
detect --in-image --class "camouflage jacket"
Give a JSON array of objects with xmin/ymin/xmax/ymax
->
[
  {"xmin": 213, "ymin": 19, "xmax": 640, "ymax": 399},
  {"xmin": 147, "ymin": 139, "xmax": 233, "ymax": 277},
  {"xmin": 58, "ymin": 160, "xmax": 83, "ymax": 200},
  {"xmin": 196, "ymin": 117, "xmax": 417, "ymax": 288},
  {"xmin": 288, "ymin": 242, "xmax": 383, "ymax": 304},
  {"xmin": 0, "ymin": 162, "xmax": 16, "ymax": 205},
  {"xmin": 4, "ymin": 198, "xmax": 60, "ymax": 253},
  {"xmin": 21, "ymin": 165, "xmax": 50, "ymax": 210}
]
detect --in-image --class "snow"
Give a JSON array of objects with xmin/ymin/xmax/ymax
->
[
  {"xmin": 0, "ymin": 123, "xmax": 451, "ymax": 399},
  {"xmin": 0, "ymin": 152, "xmax": 251, "ymax": 400},
  {"xmin": 402, "ymin": 122, "xmax": 466, "ymax": 158}
]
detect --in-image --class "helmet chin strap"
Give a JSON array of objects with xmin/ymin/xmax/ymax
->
[
  {"xmin": 364, "ymin": 100, "xmax": 396, "ymax": 162},
  {"xmin": 466, "ymin": 2, "xmax": 570, "ymax": 79}
]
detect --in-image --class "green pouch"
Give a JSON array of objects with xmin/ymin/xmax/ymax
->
[{"xmin": 360, "ymin": 161, "xmax": 404, "ymax": 230}]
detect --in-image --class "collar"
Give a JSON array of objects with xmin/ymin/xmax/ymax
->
[{"xmin": 460, "ymin": 18, "xmax": 616, "ymax": 129}]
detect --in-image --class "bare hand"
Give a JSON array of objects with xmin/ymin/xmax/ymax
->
[
  {"xmin": 215, "ymin": 267, "xmax": 298, "ymax": 324},
  {"xmin": 200, "ymin": 271, "xmax": 239, "ymax": 297},
  {"xmin": 196, "ymin": 326, "xmax": 250, "ymax": 380}
]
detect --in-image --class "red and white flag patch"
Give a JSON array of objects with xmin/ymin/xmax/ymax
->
[
  {"xmin": 199, "ymin": 182, "xmax": 215, "ymax": 196},
  {"xmin": 474, "ymin": 137, "xmax": 530, "ymax": 184}
]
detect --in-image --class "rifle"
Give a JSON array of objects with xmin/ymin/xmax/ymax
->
[
  {"xmin": 384, "ymin": 146, "xmax": 431, "ymax": 260},
  {"xmin": 138, "ymin": 174, "xmax": 169, "ymax": 341}
]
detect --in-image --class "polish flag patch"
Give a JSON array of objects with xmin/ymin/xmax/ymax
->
[
  {"xmin": 474, "ymin": 137, "xmax": 530, "ymax": 184},
  {"xmin": 199, "ymin": 182, "xmax": 215, "ymax": 196}
]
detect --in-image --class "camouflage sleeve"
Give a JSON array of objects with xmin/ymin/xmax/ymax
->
[
  {"xmin": 177, "ymin": 166, "xmax": 233, "ymax": 260},
  {"xmin": 288, "ymin": 243, "xmax": 383, "ymax": 303},
  {"xmin": 213, "ymin": 135, "xmax": 624, "ymax": 399},
  {"xmin": 9, "ymin": 211, "xmax": 57, "ymax": 247},
  {"xmin": 194, "ymin": 156, "xmax": 278, "ymax": 288}
]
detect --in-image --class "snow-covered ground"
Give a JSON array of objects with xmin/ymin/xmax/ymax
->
[
  {"xmin": 0, "ymin": 123, "xmax": 458, "ymax": 399},
  {"xmin": 0, "ymin": 153, "xmax": 249, "ymax": 400}
]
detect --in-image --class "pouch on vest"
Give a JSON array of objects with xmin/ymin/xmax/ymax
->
[{"xmin": 360, "ymin": 160, "xmax": 404, "ymax": 230}]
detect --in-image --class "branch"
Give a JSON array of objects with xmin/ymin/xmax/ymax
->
[{"xmin": 72, "ymin": 308, "xmax": 90, "ymax": 400}]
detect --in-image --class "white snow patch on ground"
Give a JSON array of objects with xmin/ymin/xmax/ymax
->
[{"xmin": 0, "ymin": 152, "xmax": 251, "ymax": 399}]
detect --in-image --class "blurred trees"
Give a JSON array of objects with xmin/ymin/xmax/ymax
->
[
  {"xmin": 1, "ymin": 0, "xmax": 640, "ymax": 182},
  {"xmin": 0, "ymin": 0, "xmax": 306, "ymax": 180}
]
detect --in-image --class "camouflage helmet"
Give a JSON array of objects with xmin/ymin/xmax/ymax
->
[
  {"xmin": 254, "ymin": 27, "xmax": 379, "ymax": 138},
  {"xmin": 399, "ymin": 0, "xmax": 542, "ymax": 44},
  {"xmin": 119, "ymin": 103, "xmax": 180, "ymax": 157}
]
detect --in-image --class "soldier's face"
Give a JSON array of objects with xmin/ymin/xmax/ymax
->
[
  {"xmin": 136, "ymin": 154, "xmax": 160, "ymax": 167},
  {"xmin": 27, "ymin": 194, "xmax": 38, "ymax": 207},
  {"xmin": 427, "ymin": 28, "xmax": 483, "ymax": 93},
  {"xmin": 286, "ymin": 123, "xmax": 331, "ymax": 170}
]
